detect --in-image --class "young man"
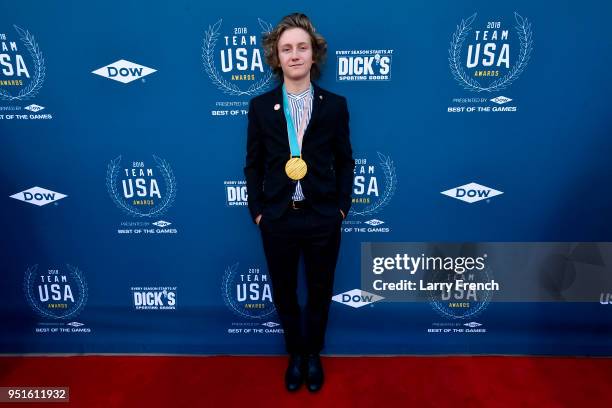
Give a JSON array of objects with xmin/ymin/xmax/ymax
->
[{"xmin": 244, "ymin": 13, "xmax": 354, "ymax": 392}]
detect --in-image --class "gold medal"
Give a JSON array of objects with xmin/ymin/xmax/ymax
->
[{"xmin": 285, "ymin": 157, "xmax": 308, "ymax": 180}]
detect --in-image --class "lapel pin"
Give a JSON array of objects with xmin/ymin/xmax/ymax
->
[
  {"xmin": 274, "ymin": 103, "xmax": 280, "ymax": 111},
  {"xmin": 319, "ymin": 95, "xmax": 323, "ymax": 100}
]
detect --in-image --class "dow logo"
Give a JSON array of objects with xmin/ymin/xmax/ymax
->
[
  {"xmin": 440, "ymin": 182, "xmax": 503, "ymax": 204},
  {"xmin": 92, "ymin": 59, "xmax": 156, "ymax": 84},
  {"xmin": 332, "ymin": 289, "xmax": 384, "ymax": 308},
  {"xmin": 10, "ymin": 186, "xmax": 67, "ymax": 206},
  {"xmin": 24, "ymin": 104, "xmax": 45, "ymax": 112}
]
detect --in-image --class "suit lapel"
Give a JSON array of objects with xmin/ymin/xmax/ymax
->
[
  {"xmin": 271, "ymin": 84, "xmax": 286, "ymax": 132},
  {"xmin": 304, "ymin": 82, "xmax": 324, "ymax": 139},
  {"xmin": 267, "ymin": 85, "xmax": 292, "ymax": 158}
]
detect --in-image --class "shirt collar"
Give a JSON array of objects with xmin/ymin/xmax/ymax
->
[{"xmin": 287, "ymin": 87, "xmax": 312, "ymax": 101}]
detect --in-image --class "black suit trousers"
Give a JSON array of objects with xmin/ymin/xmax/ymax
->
[{"xmin": 259, "ymin": 205, "xmax": 342, "ymax": 354}]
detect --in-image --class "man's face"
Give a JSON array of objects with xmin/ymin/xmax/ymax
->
[{"xmin": 277, "ymin": 27, "xmax": 313, "ymax": 82}]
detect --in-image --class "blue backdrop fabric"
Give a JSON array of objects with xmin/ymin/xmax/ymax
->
[{"xmin": 1, "ymin": 0, "xmax": 612, "ymax": 355}]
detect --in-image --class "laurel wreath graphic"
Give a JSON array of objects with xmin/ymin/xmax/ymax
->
[
  {"xmin": 351, "ymin": 152, "xmax": 397, "ymax": 217},
  {"xmin": 428, "ymin": 267, "xmax": 493, "ymax": 320},
  {"xmin": 0, "ymin": 25, "xmax": 46, "ymax": 101},
  {"xmin": 222, "ymin": 262, "xmax": 276, "ymax": 319},
  {"xmin": 202, "ymin": 18, "xmax": 273, "ymax": 96},
  {"xmin": 106, "ymin": 155, "xmax": 177, "ymax": 218},
  {"xmin": 448, "ymin": 12, "xmax": 533, "ymax": 92},
  {"xmin": 24, "ymin": 264, "xmax": 88, "ymax": 320}
]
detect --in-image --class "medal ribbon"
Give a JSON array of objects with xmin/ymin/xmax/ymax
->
[{"xmin": 282, "ymin": 84, "xmax": 313, "ymax": 158}]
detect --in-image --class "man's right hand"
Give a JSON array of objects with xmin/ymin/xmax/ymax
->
[{"xmin": 255, "ymin": 214, "xmax": 262, "ymax": 225}]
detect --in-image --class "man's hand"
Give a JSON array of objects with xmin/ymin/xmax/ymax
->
[
  {"xmin": 255, "ymin": 214, "xmax": 262, "ymax": 225},
  {"xmin": 340, "ymin": 209, "xmax": 345, "ymax": 220}
]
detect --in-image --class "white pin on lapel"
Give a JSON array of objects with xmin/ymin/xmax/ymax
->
[
  {"xmin": 274, "ymin": 104, "xmax": 280, "ymax": 111},
  {"xmin": 319, "ymin": 95, "xmax": 323, "ymax": 100}
]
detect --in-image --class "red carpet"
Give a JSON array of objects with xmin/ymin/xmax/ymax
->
[{"xmin": 1, "ymin": 356, "xmax": 611, "ymax": 407}]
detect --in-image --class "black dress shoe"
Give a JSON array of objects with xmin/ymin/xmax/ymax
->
[
  {"xmin": 306, "ymin": 353, "xmax": 324, "ymax": 392},
  {"xmin": 285, "ymin": 354, "xmax": 305, "ymax": 392}
]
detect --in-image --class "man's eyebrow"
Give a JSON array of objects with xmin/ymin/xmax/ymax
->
[{"xmin": 279, "ymin": 41, "xmax": 310, "ymax": 47}]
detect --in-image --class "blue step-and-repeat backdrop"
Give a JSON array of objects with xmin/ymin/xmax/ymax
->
[{"xmin": 2, "ymin": 0, "xmax": 612, "ymax": 355}]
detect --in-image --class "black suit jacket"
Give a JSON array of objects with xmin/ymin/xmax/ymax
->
[{"xmin": 244, "ymin": 83, "xmax": 354, "ymax": 223}]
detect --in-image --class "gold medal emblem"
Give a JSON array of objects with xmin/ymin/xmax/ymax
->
[{"xmin": 285, "ymin": 157, "xmax": 308, "ymax": 180}]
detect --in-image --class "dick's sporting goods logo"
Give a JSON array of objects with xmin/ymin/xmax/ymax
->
[
  {"xmin": 332, "ymin": 289, "xmax": 384, "ymax": 308},
  {"xmin": 336, "ymin": 49, "xmax": 393, "ymax": 81},
  {"xmin": 441, "ymin": 182, "xmax": 503, "ymax": 204},
  {"xmin": 224, "ymin": 180, "xmax": 248, "ymax": 207},
  {"xmin": 131, "ymin": 286, "xmax": 177, "ymax": 310},
  {"xmin": 10, "ymin": 186, "xmax": 67, "ymax": 206},
  {"xmin": 92, "ymin": 59, "xmax": 157, "ymax": 84}
]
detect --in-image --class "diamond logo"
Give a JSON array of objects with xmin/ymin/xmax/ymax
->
[
  {"xmin": 490, "ymin": 96, "xmax": 512, "ymax": 105},
  {"xmin": 441, "ymin": 182, "xmax": 503, "ymax": 204},
  {"xmin": 24, "ymin": 104, "xmax": 45, "ymax": 112},
  {"xmin": 261, "ymin": 322, "xmax": 280, "ymax": 328},
  {"xmin": 92, "ymin": 59, "xmax": 157, "ymax": 84},
  {"xmin": 464, "ymin": 321, "xmax": 482, "ymax": 328},
  {"xmin": 332, "ymin": 289, "xmax": 384, "ymax": 308},
  {"xmin": 67, "ymin": 322, "xmax": 84, "ymax": 327},
  {"xmin": 10, "ymin": 186, "xmax": 67, "ymax": 206},
  {"xmin": 364, "ymin": 219, "xmax": 385, "ymax": 226},
  {"xmin": 152, "ymin": 220, "xmax": 171, "ymax": 227}
]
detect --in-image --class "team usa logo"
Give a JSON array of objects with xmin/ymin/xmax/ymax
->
[
  {"xmin": 423, "ymin": 248, "xmax": 493, "ymax": 322},
  {"xmin": 0, "ymin": 25, "xmax": 45, "ymax": 101},
  {"xmin": 427, "ymin": 266, "xmax": 493, "ymax": 321},
  {"xmin": 24, "ymin": 264, "xmax": 88, "ymax": 320},
  {"xmin": 202, "ymin": 18, "xmax": 273, "ymax": 96},
  {"xmin": 351, "ymin": 152, "xmax": 397, "ymax": 217},
  {"xmin": 106, "ymin": 155, "xmax": 177, "ymax": 218},
  {"xmin": 222, "ymin": 263, "xmax": 275, "ymax": 319},
  {"xmin": 449, "ymin": 12, "xmax": 533, "ymax": 92}
]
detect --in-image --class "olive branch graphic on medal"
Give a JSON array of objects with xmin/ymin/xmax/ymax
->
[
  {"xmin": 0, "ymin": 25, "xmax": 46, "ymax": 101},
  {"xmin": 351, "ymin": 152, "xmax": 397, "ymax": 217},
  {"xmin": 23, "ymin": 264, "xmax": 88, "ymax": 320},
  {"xmin": 202, "ymin": 18, "xmax": 273, "ymax": 96},
  {"xmin": 106, "ymin": 155, "xmax": 177, "ymax": 218},
  {"xmin": 222, "ymin": 262, "xmax": 276, "ymax": 319},
  {"xmin": 448, "ymin": 12, "xmax": 533, "ymax": 92}
]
